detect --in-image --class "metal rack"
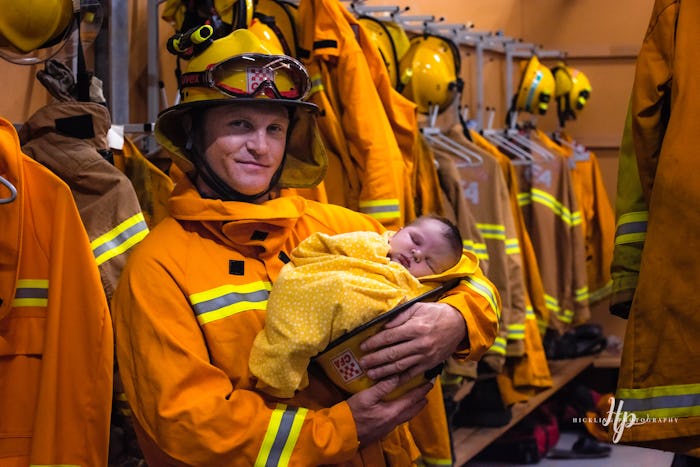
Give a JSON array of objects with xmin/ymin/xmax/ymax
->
[
  {"xmin": 99, "ymin": 0, "xmax": 162, "ymax": 131},
  {"xmin": 348, "ymin": 1, "xmax": 566, "ymax": 129}
]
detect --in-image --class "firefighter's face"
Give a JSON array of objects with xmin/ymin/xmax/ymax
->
[
  {"xmin": 387, "ymin": 217, "xmax": 458, "ymax": 277},
  {"xmin": 199, "ymin": 103, "xmax": 289, "ymax": 198}
]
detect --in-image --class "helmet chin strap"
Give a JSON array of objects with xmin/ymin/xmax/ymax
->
[{"xmin": 184, "ymin": 135, "xmax": 285, "ymax": 202}]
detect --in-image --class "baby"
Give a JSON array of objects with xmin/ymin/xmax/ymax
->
[{"xmin": 249, "ymin": 215, "xmax": 480, "ymax": 398}]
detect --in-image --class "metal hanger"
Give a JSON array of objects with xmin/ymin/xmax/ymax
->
[
  {"xmin": 552, "ymin": 131, "xmax": 591, "ymax": 161},
  {"xmin": 514, "ymin": 133, "xmax": 554, "ymax": 160},
  {"xmin": 482, "ymin": 128, "xmax": 533, "ymax": 165},
  {"xmin": 422, "ymin": 104, "xmax": 483, "ymax": 166},
  {"xmin": 0, "ymin": 175, "xmax": 17, "ymax": 204},
  {"xmin": 480, "ymin": 108, "xmax": 532, "ymax": 164}
]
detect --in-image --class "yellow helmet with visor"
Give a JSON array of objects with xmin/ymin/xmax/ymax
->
[
  {"xmin": 398, "ymin": 34, "xmax": 463, "ymax": 114},
  {"xmin": 552, "ymin": 61, "xmax": 592, "ymax": 126},
  {"xmin": 0, "ymin": 0, "xmax": 78, "ymax": 65},
  {"xmin": 513, "ymin": 55, "xmax": 555, "ymax": 115},
  {"xmin": 156, "ymin": 28, "xmax": 326, "ymax": 190}
]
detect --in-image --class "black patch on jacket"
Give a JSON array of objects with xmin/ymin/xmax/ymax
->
[
  {"xmin": 278, "ymin": 251, "xmax": 290, "ymax": 264},
  {"xmin": 55, "ymin": 114, "xmax": 95, "ymax": 139},
  {"xmin": 313, "ymin": 39, "xmax": 337, "ymax": 50},
  {"xmin": 250, "ymin": 230, "xmax": 268, "ymax": 241},
  {"xmin": 229, "ymin": 260, "xmax": 245, "ymax": 276}
]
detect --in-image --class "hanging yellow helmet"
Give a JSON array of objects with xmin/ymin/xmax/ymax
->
[
  {"xmin": 384, "ymin": 21, "xmax": 410, "ymax": 63},
  {"xmin": 254, "ymin": 0, "xmax": 299, "ymax": 58},
  {"xmin": 0, "ymin": 0, "xmax": 78, "ymax": 65},
  {"xmin": 552, "ymin": 61, "xmax": 592, "ymax": 125},
  {"xmin": 161, "ymin": 0, "xmax": 253, "ymax": 37},
  {"xmin": 358, "ymin": 16, "xmax": 401, "ymax": 89},
  {"xmin": 156, "ymin": 28, "xmax": 326, "ymax": 188},
  {"xmin": 513, "ymin": 55, "xmax": 555, "ymax": 115},
  {"xmin": 398, "ymin": 34, "xmax": 463, "ymax": 114},
  {"xmin": 215, "ymin": 0, "xmax": 254, "ymax": 30}
]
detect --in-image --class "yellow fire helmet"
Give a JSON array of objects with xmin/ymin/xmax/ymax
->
[
  {"xmin": 358, "ymin": 16, "xmax": 402, "ymax": 89},
  {"xmin": 398, "ymin": 34, "xmax": 463, "ymax": 114},
  {"xmin": 155, "ymin": 28, "xmax": 327, "ymax": 189},
  {"xmin": 313, "ymin": 278, "xmax": 460, "ymax": 401},
  {"xmin": 216, "ymin": 0, "xmax": 254, "ymax": 30},
  {"xmin": 162, "ymin": 0, "xmax": 253, "ymax": 35},
  {"xmin": 254, "ymin": 0, "xmax": 300, "ymax": 58},
  {"xmin": 552, "ymin": 61, "xmax": 592, "ymax": 125},
  {"xmin": 0, "ymin": 0, "xmax": 78, "ymax": 65},
  {"xmin": 384, "ymin": 20, "xmax": 410, "ymax": 63},
  {"xmin": 512, "ymin": 55, "xmax": 555, "ymax": 115},
  {"xmin": 248, "ymin": 16, "xmax": 285, "ymax": 54}
]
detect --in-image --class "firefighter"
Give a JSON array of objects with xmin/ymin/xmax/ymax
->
[{"xmin": 111, "ymin": 27, "xmax": 500, "ymax": 465}]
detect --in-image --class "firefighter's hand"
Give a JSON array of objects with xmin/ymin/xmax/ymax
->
[
  {"xmin": 346, "ymin": 377, "xmax": 432, "ymax": 446},
  {"xmin": 359, "ymin": 301, "xmax": 466, "ymax": 384}
]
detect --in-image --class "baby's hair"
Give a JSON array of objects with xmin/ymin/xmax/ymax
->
[{"xmin": 413, "ymin": 214, "xmax": 464, "ymax": 263}]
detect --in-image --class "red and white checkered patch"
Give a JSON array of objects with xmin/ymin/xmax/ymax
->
[
  {"xmin": 247, "ymin": 66, "xmax": 275, "ymax": 93},
  {"xmin": 330, "ymin": 349, "xmax": 364, "ymax": 383}
]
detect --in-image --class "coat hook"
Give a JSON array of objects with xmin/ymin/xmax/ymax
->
[{"xmin": 0, "ymin": 174, "xmax": 17, "ymax": 204}]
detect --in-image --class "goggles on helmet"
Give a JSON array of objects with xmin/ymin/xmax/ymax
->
[{"xmin": 179, "ymin": 53, "xmax": 311, "ymax": 101}]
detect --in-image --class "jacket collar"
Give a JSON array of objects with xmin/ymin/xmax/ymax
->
[
  {"xmin": 169, "ymin": 175, "xmax": 308, "ymax": 255},
  {"xmin": 18, "ymin": 101, "xmax": 111, "ymax": 150}
]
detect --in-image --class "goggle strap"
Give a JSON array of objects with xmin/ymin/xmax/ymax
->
[{"xmin": 180, "ymin": 71, "xmax": 211, "ymax": 90}]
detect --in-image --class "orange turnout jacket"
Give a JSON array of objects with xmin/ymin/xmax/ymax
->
[
  {"xmin": 112, "ymin": 174, "xmax": 500, "ymax": 466},
  {"xmin": 0, "ymin": 117, "xmax": 113, "ymax": 466}
]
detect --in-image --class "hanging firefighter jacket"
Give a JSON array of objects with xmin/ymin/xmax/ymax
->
[
  {"xmin": 111, "ymin": 175, "xmax": 500, "ymax": 466},
  {"xmin": 466, "ymin": 129, "xmax": 552, "ymax": 403},
  {"xmin": 429, "ymin": 118, "xmax": 551, "ymax": 405},
  {"xmin": 353, "ymin": 10, "xmax": 426, "ymax": 224},
  {"xmin": 443, "ymin": 125, "xmax": 527, "ymax": 359},
  {"xmin": 18, "ymin": 101, "xmax": 148, "ymax": 302},
  {"xmin": 609, "ymin": 101, "xmax": 648, "ymax": 319},
  {"xmin": 507, "ymin": 133, "xmax": 589, "ymax": 335},
  {"xmin": 297, "ymin": 0, "xmax": 405, "ymax": 229},
  {"xmin": 433, "ymin": 142, "xmax": 489, "ymax": 273},
  {"xmin": 470, "ymin": 129, "xmax": 550, "ymax": 335},
  {"xmin": 0, "ymin": 117, "xmax": 113, "ymax": 466},
  {"xmin": 616, "ymin": 0, "xmax": 700, "ymax": 454},
  {"xmin": 431, "ymin": 147, "xmax": 506, "ymax": 374},
  {"xmin": 531, "ymin": 128, "xmax": 615, "ymax": 306}
]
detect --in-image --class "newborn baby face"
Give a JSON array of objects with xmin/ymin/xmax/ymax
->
[{"xmin": 388, "ymin": 218, "xmax": 457, "ymax": 277}]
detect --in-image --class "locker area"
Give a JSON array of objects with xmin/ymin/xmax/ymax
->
[{"xmin": 1, "ymin": 0, "xmax": 698, "ymax": 466}]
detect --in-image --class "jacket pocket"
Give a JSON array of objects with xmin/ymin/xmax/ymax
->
[{"xmin": 0, "ymin": 311, "xmax": 46, "ymax": 457}]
